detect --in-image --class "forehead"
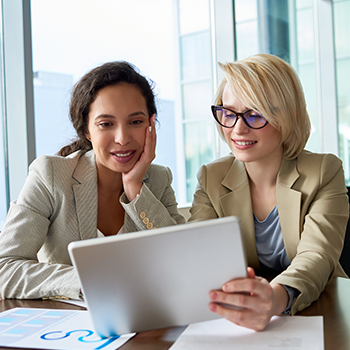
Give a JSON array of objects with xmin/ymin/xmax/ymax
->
[
  {"xmin": 90, "ymin": 83, "xmax": 147, "ymax": 114},
  {"xmin": 222, "ymin": 83, "xmax": 247, "ymax": 112}
]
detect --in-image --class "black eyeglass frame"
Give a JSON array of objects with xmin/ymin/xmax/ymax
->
[{"xmin": 211, "ymin": 105, "xmax": 269, "ymax": 130}]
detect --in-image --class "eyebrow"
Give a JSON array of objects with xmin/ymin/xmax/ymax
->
[
  {"xmin": 94, "ymin": 111, "xmax": 147, "ymax": 121},
  {"xmin": 222, "ymin": 106, "xmax": 251, "ymax": 114}
]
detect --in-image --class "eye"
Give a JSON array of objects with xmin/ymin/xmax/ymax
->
[
  {"xmin": 244, "ymin": 111, "xmax": 267, "ymax": 127},
  {"xmin": 130, "ymin": 119, "xmax": 144, "ymax": 125},
  {"xmin": 246, "ymin": 111, "xmax": 265, "ymax": 121},
  {"xmin": 221, "ymin": 109, "xmax": 236, "ymax": 120},
  {"xmin": 98, "ymin": 122, "xmax": 112, "ymax": 128},
  {"xmin": 223, "ymin": 112, "xmax": 236, "ymax": 119}
]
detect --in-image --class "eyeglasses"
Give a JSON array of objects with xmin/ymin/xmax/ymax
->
[{"xmin": 211, "ymin": 105, "xmax": 268, "ymax": 129}]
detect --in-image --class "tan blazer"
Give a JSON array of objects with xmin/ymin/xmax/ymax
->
[
  {"xmin": 189, "ymin": 150, "xmax": 349, "ymax": 314},
  {"xmin": 0, "ymin": 150, "xmax": 185, "ymax": 300}
]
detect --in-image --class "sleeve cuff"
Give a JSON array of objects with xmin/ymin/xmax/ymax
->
[{"xmin": 282, "ymin": 285, "xmax": 300, "ymax": 314}]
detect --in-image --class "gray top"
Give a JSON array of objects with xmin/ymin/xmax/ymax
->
[{"xmin": 254, "ymin": 205, "xmax": 290, "ymax": 271}]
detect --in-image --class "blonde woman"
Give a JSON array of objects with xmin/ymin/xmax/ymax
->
[{"xmin": 189, "ymin": 54, "xmax": 349, "ymax": 330}]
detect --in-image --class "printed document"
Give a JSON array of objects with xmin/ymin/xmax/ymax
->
[{"xmin": 170, "ymin": 315, "xmax": 324, "ymax": 350}]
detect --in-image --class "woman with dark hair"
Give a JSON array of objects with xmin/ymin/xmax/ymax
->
[{"xmin": 0, "ymin": 61, "xmax": 185, "ymax": 300}]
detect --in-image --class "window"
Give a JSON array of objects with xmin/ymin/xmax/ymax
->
[
  {"xmin": 31, "ymin": 0, "xmax": 180, "ymax": 196},
  {"xmin": 175, "ymin": 0, "xmax": 215, "ymax": 203},
  {"xmin": 334, "ymin": 0, "xmax": 350, "ymax": 185},
  {"xmin": 0, "ymin": 76, "xmax": 7, "ymax": 229},
  {"xmin": 0, "ymin": 0, "xmax": 349, "ymax": 231},
  {"xmin": 0, "ymin": 0, "xmax": 7, "ymax": 227}
]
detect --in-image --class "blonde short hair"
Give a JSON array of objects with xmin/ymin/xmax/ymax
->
[{"xmin": 214, "ymin": 53, "xmax": 311, "ymax": 159}]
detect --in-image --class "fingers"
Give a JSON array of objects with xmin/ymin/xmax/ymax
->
[
  {"xmin": 247, "ymin": 266, "xmax": 256, "ymax": 279},
  {"xmin": 210, "ymin": 280, "xmax": 273, "ymax": 311},
  {"xmin": 208, "ymin": 270, "xmax": 275, "ymax": 331},
  {"xmin": 208, "ymin": 302, "xmax": 270, "ymax": 331},
  {"xmin": 222, "ymin": 275, "xmax": 267, "ymax": 295},
  {"xmin": 144, "ymin": 115, "xmax": 156, "ymax": 162}
]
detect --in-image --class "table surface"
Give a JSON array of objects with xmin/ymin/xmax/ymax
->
[{"xmin": 0, "ymin": 277, "xmax": 349, "ymax": 350}]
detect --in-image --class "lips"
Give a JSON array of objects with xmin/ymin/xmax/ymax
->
[
  {"xmin": 234, "ymin": 140, "xmax": 257, "ymax": 146},
  {"xmin": 111, "ymin": 150, "xmax": 136, "ymax": 163},
  {"xmin": 114, "ymin": 151, "xmax": 133, "ymax": 157}
]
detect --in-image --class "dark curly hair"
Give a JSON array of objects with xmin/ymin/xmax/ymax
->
[{"xmin": 58, "ymin": 61, "xmax": 157, "ymax": 156}]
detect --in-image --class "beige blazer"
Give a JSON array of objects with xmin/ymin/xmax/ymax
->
[
  {"xmin": 0, "ymin": 150, "xmax": 185, "ymax": 300},
  {"xmin": 189, "ymin": 150, "xmax": 349, "ymax": 314}
]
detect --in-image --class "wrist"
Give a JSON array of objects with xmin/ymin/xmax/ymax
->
[
  {"xmin": 271, "ymin": 283, "xmax": 289, "ymax": 315},
  {"xmin": 123, "ymin": 182, "xmax": 143, "ymax": 202}
]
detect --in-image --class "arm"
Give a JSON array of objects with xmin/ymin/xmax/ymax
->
[
  {"xmin": 188, "ymin": 165, "xmax": 220, "ymax": 222},
  {"xmin": 272, "ymin": 153, "xmax": 349, "ymax": 314},
  {"xmin": 120, "ymin": 165, "xmax": 186, "ymax": 231},
  {"xmin": 0, "ymin": 156, "xmax": 81, "ymax": 300}
]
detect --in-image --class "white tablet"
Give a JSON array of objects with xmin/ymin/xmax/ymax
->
[{"xmin": 68, "ymin": 216, "xmax": 247, "ymax": 337}]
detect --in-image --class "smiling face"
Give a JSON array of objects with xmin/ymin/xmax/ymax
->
[
  {"xmin": 222, "ymin": 83, "xmax": 283, "ymax": 166},
  {"xmin": 86, "ymin": 83, "xmax": 149, "ymax": 177}
]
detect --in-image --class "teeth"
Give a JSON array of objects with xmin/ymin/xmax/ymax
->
[
  {"xmin": 235, "ymin": 141, "xmax": 255, "ymax": 146},
  {"xmin": 115, "ymin": 151, "xmax": 132, "ymax": 157}
]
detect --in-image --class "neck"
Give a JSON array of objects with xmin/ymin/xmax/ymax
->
[
  {"xmin": 245, "ymin": 149, "xmax": 283, "ymax": 189},
  {"xmin": 97, "ymin": 165, "xmax": 123, "ymax": 196}
]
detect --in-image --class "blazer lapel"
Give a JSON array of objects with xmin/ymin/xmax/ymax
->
[
  {"xmin": 220, "ymin": 160, "xmax": 260, "ymax": 267},
  {"xmin": 276, "ymin": 157, "xmax": 301, "ymax": 260},
  {"xmin": 72, "ymin": 151, "xmax": 98, "ymax": 240}
]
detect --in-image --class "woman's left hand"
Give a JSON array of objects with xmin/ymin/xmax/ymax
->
[
  {"xmin": 208, "ymin": 267, "xmax": 289, "ymax": 331},
  {"xmin": 122, "ymin": 115, "xmax": 157, "ymax": 201}
]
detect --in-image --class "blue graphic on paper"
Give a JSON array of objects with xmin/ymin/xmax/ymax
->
[
  {"xmin": 41, "ymin": 329, "xmax": 120, "ymax": 349},
  {"xmin": 0, "ymin": 308, "xmax": 129, "ymax": 349}
]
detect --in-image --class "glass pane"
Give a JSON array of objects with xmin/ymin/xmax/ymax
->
[
  {"xmin": 336, "ymin": 58, "xmax": 350, "ymax": 106},
  {"xmin": 180, "ymin": 31, "xmax": 211, "ymax": 81},
  {"xmin": 298, "ymin": 63, "xmax": 319, "ymax": 152},
  {"xmin": 334, "ymin": 1, "xmax": 350, "ymax": 57},
  {"xmin": 0, "ymin": 96, "xmax": 6, "ymax": 230},
  {"xmin": 235, "ymin": 0, "xmax": 258, "ymax": 22},
  {"xmin": 178, "ymin": 0, "xmax": 209, "ymax": 35},
  {"xmin": 184, "ymin": 121, "xmax": 215, "ymax": 202},
  {"xmin": 0, "ymin": 1, "xmax": 7, "ymax": 230},
  {"xmin": 338, "ymin": 106, "xmax": 350, "ymax": 184},
  {"xmin": 33, "ymin": 71, "xmax": 75, "ymax": 157},
  {"xmin": 334, "ymin": 0, "xmax": 350, "ymax": 186},
  {"xmin": 31, "ymin": 0, "xmax": 181, "ymax": 199},
  {"xmin": 296, "ymin": 8, "xmax": 315, "ymax": 63},
  {"xmin": 236, "ymin": 20, "xmax": 259, "ymax": 60},
  {"xmin": 182, "ymin": 81, "xmax": 212, "ymax": 121},
  {"xmin": 296, "ymin": 0, "xmax": 313, "ymax": 10}
]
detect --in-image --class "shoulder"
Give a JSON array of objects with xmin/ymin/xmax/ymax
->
[
  {"xmin": 29, "ymin": 150, "xmax": 95, "ymax": 186},
  {"xmin": 297, "ymin": 150, "xmax": 342, "ymax": 167},
  {"xmin": 286, "ymin": 150, "xmax": 345, "ymax": 193},
  {"xmin": 197, "ymin": 153, "xmax": 238, "ymax": 178},
  {"xmin": 200, "ymin": 153, "xmax": 235, "ymax": 171},
  {"xmin": 296, "ymin": 150, "xmax": 343, "ymax": 177},
  {"xmin": 30, "ymin": 150, "xmax": 86, "ymax": 171}
]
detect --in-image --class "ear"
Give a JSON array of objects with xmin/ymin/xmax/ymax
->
[{"xmin": 85, "ymin": 132, "xmax": 91, "ymax": 142}]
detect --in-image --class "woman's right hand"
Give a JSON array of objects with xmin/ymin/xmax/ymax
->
[
  {"xmin": 122, "ymin": 114, "xmax": 156, "ymax": 202},
  {"xmin": 208, "ymin": 267, "xmax": 289, "ymax": 331}
]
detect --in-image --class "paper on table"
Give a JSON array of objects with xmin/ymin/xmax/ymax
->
[
  {"xmin": 0, "ymin": 307, "xmax": 135, "ymax": 350},
  {"xmin": 169, "ymin": 316, "xmax": 324, "ymax": 350}
]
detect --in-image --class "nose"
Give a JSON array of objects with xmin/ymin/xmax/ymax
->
[
  {"xmin": 114, "ymin": 126, "xmax": 131, "ymax": 146},
  {"xmin": 232, "ymin": 116, "xmax": 250, "ymax": 135}
]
